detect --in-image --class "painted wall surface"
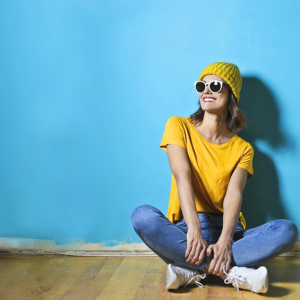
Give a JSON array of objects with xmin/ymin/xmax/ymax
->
[{"xmin": 0, "ymin": 0, "xmax": 299, "ymax": 250}]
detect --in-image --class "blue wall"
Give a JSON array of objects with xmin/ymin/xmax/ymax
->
[{"xmin": 0, "ymin": 0, "xmax": 299, "ymax": 247}]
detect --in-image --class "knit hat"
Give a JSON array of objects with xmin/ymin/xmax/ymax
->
[{"xmin": 198, "ymin": 62, "xmax": 242, "ymax": 103}]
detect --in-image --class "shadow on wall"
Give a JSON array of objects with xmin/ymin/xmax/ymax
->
[{"xmin": 238, "ymin": 76, "xmax": 292, "ymax": 229}]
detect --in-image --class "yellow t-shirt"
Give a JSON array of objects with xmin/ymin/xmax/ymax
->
[{"xmin": 159, "ymin": 116, "xmax": 254, "ymax": 230}]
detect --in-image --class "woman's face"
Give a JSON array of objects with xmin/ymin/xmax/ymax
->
[{"xmin": 199, "ymin": 74, "xmax": 230, "ymax": 113}]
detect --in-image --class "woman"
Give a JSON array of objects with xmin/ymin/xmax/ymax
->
[{"xmin": 131, "ymin": 62, "xmax": 298, "ymax": 294}]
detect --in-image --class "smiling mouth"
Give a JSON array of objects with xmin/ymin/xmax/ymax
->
[{"xmin": 203, "ymin": 97, "xmax": 216, "ymax": 102}]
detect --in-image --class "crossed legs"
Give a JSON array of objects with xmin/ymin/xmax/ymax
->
[{"xmin": 131, "ymin": 204, "xmax": 298, "ymax": 280}]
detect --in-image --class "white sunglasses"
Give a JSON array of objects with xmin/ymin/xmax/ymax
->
[{"xmin": 194, "ymin": 80, "xmax": 230, "ymax": 93}]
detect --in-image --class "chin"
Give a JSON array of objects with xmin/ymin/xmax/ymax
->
[{"xmin": 202, "ymin": 106, "xmax": 223, "ymax": 113}]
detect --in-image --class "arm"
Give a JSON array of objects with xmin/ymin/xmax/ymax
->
[
  {"xmin": 220, "ymin": 166, "xmax": 248, "ymax": 242},
  {"xmin": 166, "ymin": 144, "xmax": 199, "ymax": 229},
  {"xmin": 166, "ymin": 144, "xmax": 208, "ymax": 265},
  {"xmin": 206, "ymin": 167, "xmax": 248, "ymax": 275}
]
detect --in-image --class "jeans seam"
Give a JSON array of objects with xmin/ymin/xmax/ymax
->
[{"xmin": 232, "ymin": 221, "xmax": 275, "ymax": 248}]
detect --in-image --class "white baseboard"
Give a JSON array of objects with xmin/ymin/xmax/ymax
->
[{"xmin": 0, "ymin": 238, "xmax": 299, "ymax": 258}]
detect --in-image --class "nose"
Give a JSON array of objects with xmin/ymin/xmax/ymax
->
[{"xmin": 203, "ymin": 83, "xmax": 212, "ymax": 94}]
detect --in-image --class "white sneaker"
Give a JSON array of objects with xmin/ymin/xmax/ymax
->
[
  {"xmin": 223, "ymin": 265, "xmax": 269, "ymax": 293},
  {"xmin": 166, "ymin": 263, "xmax": 206, "ymax": 290}
]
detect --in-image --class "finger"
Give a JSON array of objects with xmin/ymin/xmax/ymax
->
[
  {"xmin": 191, "ymin": 243, "xmax": 202, "ymax": 264},
  {"xmin": 207, "ymin": 257, "xmax": 216, "ymax": 274},
  {"xmin": 212, "ymin": 256, "xmax": 223, "ymax": 275},
  {"xmin": 188, "ymin": 242, "xmax": 200, "ymax": 263},
  {"xmin": 186, "ymin": 241, "xmax": 197, "ymax": 262},
  {"xmin": 206, "ymin": 245, "xmax": 212, "ymax": 256},
  {"xmin": 219, "ymin": 264, "xmax": 225, "ymax": 276},
  {"xmin": 185, "ymin": 240, "xmax": 192, "ymax": 258},
  {"xmin": 225, "ymin": 258, "xmax": 231, "ymax": 274},
  {"xmin": 195, "ymin": 246, "xmax": 206, "ymax": 265},
  {"xmin": 221, "ymin": 253, "xmax": 231, "ymax": 273},
  {"xmin": 207, "ymin": 247, "xmax": 216, "ymax": 273}
]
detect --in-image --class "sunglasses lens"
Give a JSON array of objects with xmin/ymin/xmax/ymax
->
[
  {"xmin": 210, "ymin": 81, "xmax": 222, "ymax": 92},
  {"xmin": 195, "ymin": 81, "xmax": 205, "ymax": 93}
]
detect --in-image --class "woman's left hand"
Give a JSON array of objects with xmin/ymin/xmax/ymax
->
[{"xmin": 205, "ymin": 237, "xmax": 233, "ymax": 276}]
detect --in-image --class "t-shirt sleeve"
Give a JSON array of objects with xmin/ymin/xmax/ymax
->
[
  {"xmin": 237, "ymin": 143, "xmax": 254, "ymax": 178},
  {"xmin": 159, "ymin": 116, "xmax": 187, "ymax": 152}
]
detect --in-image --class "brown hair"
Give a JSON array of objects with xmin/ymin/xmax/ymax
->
[{"xmin": 189, "ymin": 89, "xmax": 248, "ymax": 134}]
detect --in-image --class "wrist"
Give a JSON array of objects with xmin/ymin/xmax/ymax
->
[
  {"xmin": 187, "ymin": 221, "xmax": 201, "ymax": 230},
  {"xmin": 218, "ymin": 233, "xmax": 233, "ymax": 243}
]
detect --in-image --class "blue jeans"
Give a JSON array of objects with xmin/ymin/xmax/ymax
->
[{"xmin": 131, "ymin": 204, "xmax": 298, "ymax": 271}]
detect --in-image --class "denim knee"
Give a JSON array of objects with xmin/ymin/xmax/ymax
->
[
  {"xmin": 131, "ymin": 204, "xmax": 159, "ymax": 232},
  {"xmin": 276, "ymin": 219, "xmax": 299, "ymax": 250}
]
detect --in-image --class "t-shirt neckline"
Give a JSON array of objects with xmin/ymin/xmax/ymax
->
[{"xmin": 187, "ymin": 117, "xmax": 237, "ymax": 148}]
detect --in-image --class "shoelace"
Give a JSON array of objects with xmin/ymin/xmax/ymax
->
[
  {"xmin": 183, "ymin": 273, "xmax": 207, "ymax": 288},
  {"xmin": 172, "ymin": 265, "xmax": 206, "ymax": 288},
  {"xmin": 223, "ymin": 265, "xmax": 249, "ymax": 292}
]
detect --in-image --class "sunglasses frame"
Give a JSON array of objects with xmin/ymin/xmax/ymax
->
[{"xmin": 194, "ymin": 80, "xmax": 230, "ymax": 94}]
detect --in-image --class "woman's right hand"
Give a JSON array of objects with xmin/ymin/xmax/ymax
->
[{"xmin": 185, "ymin": 227, "xmax": 208, "ymax": 265}]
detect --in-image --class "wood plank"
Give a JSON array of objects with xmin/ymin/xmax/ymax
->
[
  {"xmin": 59, "ymin": 257, "xmax": 109, "ymax": 300},
  {"xmin": 0, "ymin": 256, "xmax": 298, "ymax": 299},
  {"xmin": 24, "ymin": 257, "xmax": 100, "ymax": 300},
  {"xmin": 97, "ymin": 257, "xmax": 152, "ymax": 300},
  {"xmin": 63, "ymin": 256, "xmax": 124, "ymax": 300},
  {"xmin": 0, "ymin": 257, "xmax": 66, "ymax": 300},
  {"xmin": 135, "ymin": 257, "xmax": 170, "ymax": 300},
  {"xmin": 0, "ymin": 257, "xmax": 37, "ymax": 292}
]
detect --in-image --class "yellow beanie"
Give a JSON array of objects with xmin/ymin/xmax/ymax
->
[{"xmin": 198, "ymin": 62, "xmax": 242, "ymax": 103}]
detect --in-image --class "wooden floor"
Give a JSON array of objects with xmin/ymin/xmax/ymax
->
[{"xmin": 0, "ymin": 255, "xmax": 299, "ymax": 299}]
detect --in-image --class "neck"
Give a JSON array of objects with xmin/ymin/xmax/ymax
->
[{"xmin": 196, "ymin": 111, "xmax": 232, "ymax": 141}]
